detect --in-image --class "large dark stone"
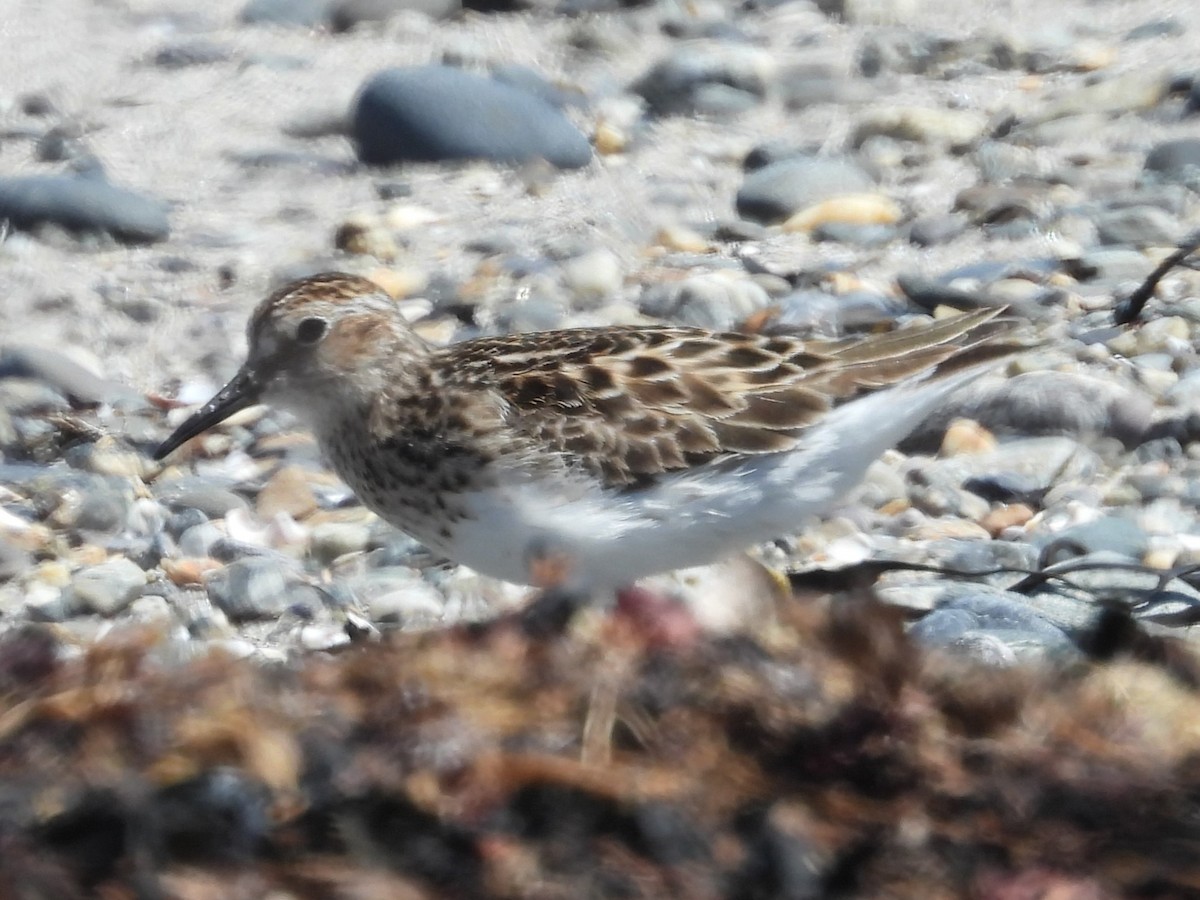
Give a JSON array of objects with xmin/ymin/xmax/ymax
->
[{"xmin": 352, "ymin": 65, "xmax": 592, "ymax": 169}]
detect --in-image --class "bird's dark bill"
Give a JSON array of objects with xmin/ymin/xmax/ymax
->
[{"xmin": 153, "ymin": 368, "xmax": 261, "ymax": 460}]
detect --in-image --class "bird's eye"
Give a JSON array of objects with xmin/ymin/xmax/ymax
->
[{"xmin": 295, "ymin": 317, "xmax": 328, "ymax": 344}]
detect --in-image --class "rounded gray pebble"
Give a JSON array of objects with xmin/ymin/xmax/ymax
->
[
  {"xmin": 205, "ymin": 558, "xmax": 294, "ymax": 621},
  {"xmin": 330, "ymin": 0, "xmax": 460, "ymax": 31},
  {"xmin": 152, "ymin": 41, "xmax": 231, "ymax": 70},
  {"xmin": 0, "ymin": 174, "xmax": 169, "ymax": 244},
  {"xmin": 310, "ymin": 522, "xmax": 373, "ymax": 565},
  {"xmin": 736, "ymin": 157, "xmax": 875, "ymax": 224},
  {"xmin": 0, "ymin": 538, "xmax": 30, "ymax": 582},
  {"xmin": 72, "ymin": 489, "xmax": 131, "ymax": 534},
  {"xmin": 638, "ymin": 274, "xmax": 772, "ymax": 331},
  {"xmin": 179, "ymin": 522, "xmax": 226, "ymax": 558},
  {"xmin": 633, "ymin": 47, "xmax": 768, "ymax": 117},
  {"xmin": 352, "ymin": 65, "xmax": 592, "ymax": 169},
  {"xmin": 908, "ymin": 214, "xmax": 968, "ymax": 247},
  {"xmin": 907, "ymin": 372, "xmax": 1154, "ymax": 450},
  {"xmin": 165, "ymin": 507, "xmax": 208, "ymax": 539},
  {"xmin": 346, "ymin": 567, "xmax": 444, "ymax": 625},
  {"xmin": 1144, "ymin": 138, "xmax": 1200, "ymax": 183},
  {"xmin": 1093, "ymin": 205, "xmax": 1180, "ymax": 247},
  {"xmin": 1036, "ymin": 516, "xmax": 1149, "ymax": 563},
  {"xmin": 155, "ymin": 479, "xmax": 250, "ymax": 518},
  {"xmin": 240, "ymin": 0, "xmax": 331, "ymax": 26},
  {"xmin": 70, "ymin": 557, "xmax": 146, "ymax": 617}
]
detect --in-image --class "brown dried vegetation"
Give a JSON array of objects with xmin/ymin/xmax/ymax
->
[{"xmin": 0, "ymin": 594, "xmax": 1198, "ymax": 899}]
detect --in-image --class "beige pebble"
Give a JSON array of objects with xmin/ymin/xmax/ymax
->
[
  {"xmin": 1069, "ymin": 41, "xmax": 1116, "ymax": 73},
  {"xmin": 906, "ymin": 519, "xmax": 991, "ymax": 541},
  {"xmin": 1108, "ymin": 315, "xmax": 1191, "ymax": 357},
  {"xmin": 68, "ymin": 544, "xmax": 108, "ymax": 567},
  {"xmin": 1142, "ymin": 547, "xmax": 1179, "ymax": 571},
  {"xmin": 940, "ymin": 419, "xmax": 997, "ymax": 456},
  {"xmin": 655, "ymin": 224, "xmax": 711, "ymax": 253},
  {"xmin": 257, "ymin": 465, "xmax": 319, "ymax": 520},
  {"xmin": 30, "ymin": 560, "xmax": 72, "ymax": 587},
  {"xmin": 334, "ymin": 215, "xmax": 399, "ymax": 261},
  {"xmin": 382, "ymin": 204, "xmax": 440, "ymax": 231},
  {"xmin": 853, "ymin": 107, "xmax": 987, "ymax": 147},
  {"xmin": 979, "ymin": 504, "xmax": 1034, "ymax": 537},
  {"xmin": 163, "ymin": 557, "xmax": 223, "ymax": 586},
  {"xmin": 366, "ymin": 266, "xmax": 428, "ymax": 299},
  {"xmin": 782, "ymin": 193, "xmax": 902, "ymax": 233},
  {"xmin": 594, "ymin": 121, "xmax": 628, "ymax": 155},
  {"xmin": 77, "ymin": 436, "xmax": 151, "ymax": 479}
]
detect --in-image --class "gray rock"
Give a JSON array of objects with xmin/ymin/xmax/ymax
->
[
  {"xmin": 953, "ymin": 183, "xmax": 1044, "ymax": 226},
  {"xmin": 896, "ymin": 274, "xmax": 1009, "ymax": 316},
  {"xmin": 909, "ymin": 589, "xmax": 1076, "ymax": 657},
  {"xmin": 852, "ymin": 107, "xmax": 986, "ymax": 148},
  {"xmin": 907, "ymin": 372, "xmax": 1154, "ymax": 450},
  {"xmin": 961, "ymin": 471, "xmax": 1046, "ymax": 505},
  {"xmin": 1124, "ymin": 18, "xmax": 1184, "ymax": 41},
  {"xmin": 346, "ymin": 567, "xmax": 445, "ymax": 625},
  {"xmin": 907, "ymin": 214, "xmax": 967, "ymax": 247},
  {"xmin": 310, "ymin": 522, "xmax": 372, "ymax": 565},
  {"xmin": 165, "ymin": 507, "xmax": 208, "ymax": 539},
  {"xmin": 70, "ymin": 557, "xmax": 145, "ymax": 616},
  {"xmin": 365, "ymin": 525, "xmax": 428, "ymax": 568},
  {"xmin": 0, "ymin": 345, "xmax": 139, "ymax": 407},
  {"xmin": 126, "ymin": 594, "xmax": 175, "ymax": 625},
  {"xmin": 330, "ymin": 0, "xmax": 460, "ymax": 31},
  {"xmin": 638, "ymin": 274, "xmax": 772, "ymax": 331},
  {"xmin": 857, "ymin": 31, "xmax": 947, "ymax": 77},
  {"xmin": 19, "ymin": 92, "xmax": 56, "ymax": 117},
  {"xmin": 0, "ymin": 538, "xmax": 30, "ymax": 581},
  {"xmin": 921, "ymin": 436, "xmax": 1101, "ymax": 495},
  {"xmin": 736, "ymin": 156, "xmax": 874, "ymax": 224},
  {"xmin": 559, "ymin": 248, "xmax": 624, "ymax": 305},
  {"xmin": 767, "ymin": 290, "xmax": 842, "ymax": 333},
  {"xmin": 0, "ymin": 380, "xmax": 69, "ymax": 416},
  {"xmin": 36, "ymin": 123, "xmax": 88, "ymax": 164},
  {"xmin": 1029, "ymin": 71, "xmax": 1168, "ymax": 122},
  {"xmin": 779, "ymin": 68, "xmax": 872, "ymax": 109},
  {"xmin": 0, "ymin": 174, "xmax": 169, "ymax": 244},
  {"xmin": 72, "ymin": 489, "xmax": 131, "ymax": 534},
  {"xmin": 816, "ymin": 0, "xmax": 917, "ymax": 25},
  {"xmin": 812, "ymin": 221, "xmax": 897, "ymax": 246},
  {"xmin": 1144, "ymin": 139, "xmax": 1200, "ymax": 185},
  {"xmin": 491, "ymin": 63, "xmax": 586, "ymax": 110},
  {"xmin": 1093, "ymin": 205, "xmax": 1180, "ymax": 247},
  {"xmin": 712, "ymin": 219, "xmax": 768, "ymax": 242},
  {"xmin": 152, "ymin": 41, "xmax": 231, "ymax": 70},
  {"xmin": 154, "ymin": 479, "xmax": 250, "ymax": 518},
  {"xmin": 179, "ymin": 522, "xmax": 226, "ymax": 558},
  {"xmin": 352, "ymin": 66, "xmax": 592, "ymax": 169},
  {"xmin": 1036, "ymin": 516, "xmax": 1150, "ymax": 563},
  {"xmin": 240, "ymin": 0, "xmax": 331, "ymax": 25},
  {"xmin": 1073, "ymin": 247, "xmax": 1155, "ymax": 283},
  {"xmin": 633, "ymin": 47, "xmax": 769, "ymax": 117},
  {"xmin": 1031, "ymin": 552, "xmax": 1200, "ymax": 628},
  {"xmin": 205, "ymin": 558, "xmax": 293, "ymax": 621}
]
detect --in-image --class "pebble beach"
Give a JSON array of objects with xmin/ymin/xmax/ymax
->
[{"xmin": 4, "ymin": 0, "xmax": 1200, "ymax": 893}]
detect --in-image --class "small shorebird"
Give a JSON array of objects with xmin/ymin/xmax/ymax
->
[{"xmin": 155, "ymin": 273, "xmax": 1020, "ymax": 591}]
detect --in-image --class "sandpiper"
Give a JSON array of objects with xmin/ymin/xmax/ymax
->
[{"xmin": 155, "ymin": 273, "xmax": 1022, "ymax": 590}]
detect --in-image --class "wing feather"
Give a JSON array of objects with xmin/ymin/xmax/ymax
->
[{"xmin": 435, "ymin": 309, "xmax": 1020, "ymax": 488}]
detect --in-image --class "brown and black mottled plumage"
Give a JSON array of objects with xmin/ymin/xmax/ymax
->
[
  {"xmin": 156, "ymin": 272, "xmax": 1030, "ymax": 588},
  {"xmin": 421, "ymin": 309, "xmax": 1020, "ymax": 488}
]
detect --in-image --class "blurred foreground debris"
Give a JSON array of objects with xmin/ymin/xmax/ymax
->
[{"xmin": 1, "ymin": 589, "xmax": 1200, "ymax": 899}]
